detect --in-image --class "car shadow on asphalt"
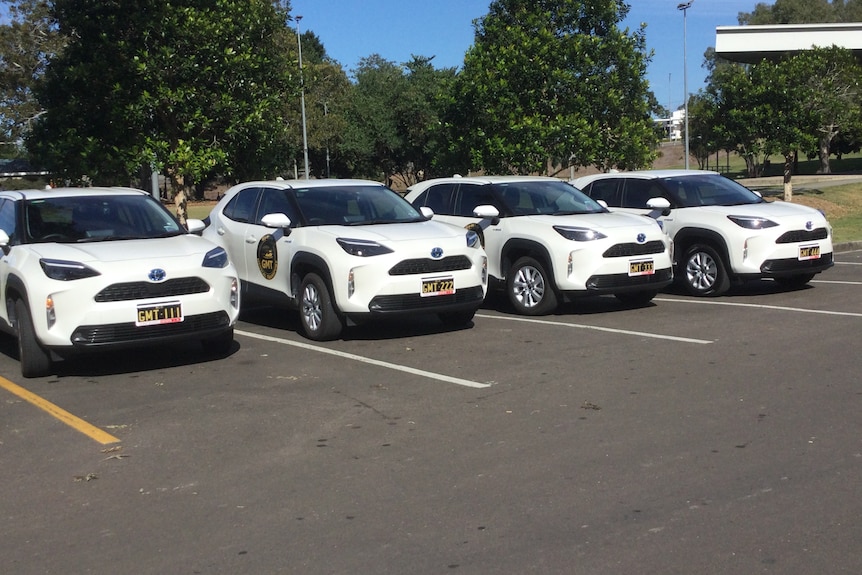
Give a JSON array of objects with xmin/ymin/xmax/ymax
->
[
  {"xmin": 0, "ymin": 335, "xmax": 240, "ymax": 379},
  {"xmin": 481, "ymin": 290, "xmax": 660, "ymax": 316}
]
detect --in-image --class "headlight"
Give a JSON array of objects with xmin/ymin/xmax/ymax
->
[
  {"xmin": 336, "ymin": 238, "xmax": 394, "ymax": 257},
  {"xmin": 39, "ymin": 258, "xmax": 101, "ymax": 281},
  {"xmin": 727, "ymin": 215, "xmax": 778, "ymax": 229},
  {"xmin": 466, "ymin": 229, "xmax": 480, "ymax": 248},
  {"xmin": 202, "ymin": 246, "xmax": 229, "ymax": 268},
  {"xmin": 553, "ymin": 226, "xmax": 607, "ymax": 242}
]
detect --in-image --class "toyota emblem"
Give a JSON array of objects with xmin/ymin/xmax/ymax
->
[
  {"xmin": 636, "ymin": 233, "xmax": 647, "ymax": 243},
  {"xmin": 148, "ymin": 268, "xmax": 167, "ymax": 282},
  {"xmin": 431, "ymin": 247, "xmax": 444, "ymax": 259}
]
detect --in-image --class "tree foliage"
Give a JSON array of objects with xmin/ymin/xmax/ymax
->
[
  {"xmin": 26, "ymin": 0, "xmax": 296, "ymax": 191},
  {"xmin": 447, "ymin": 0, "xmax": 656, "ymax": 176},
  {"xmin": 0, "ymin": 0, "xmax": 64, "ymax": 154}
]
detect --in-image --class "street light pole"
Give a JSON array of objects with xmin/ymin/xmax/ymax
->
[
  {"xmin": 678, "ymin": 1, "xmax": 693, "ymax": 170},
  {"xmin": 296, "ymin": 16, "xmax": 310, "ymax": 180}
]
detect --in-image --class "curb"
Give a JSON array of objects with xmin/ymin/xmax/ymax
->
[{"xmin": 835, "ymin": 241, "xmax": 862, "ymax": 253}]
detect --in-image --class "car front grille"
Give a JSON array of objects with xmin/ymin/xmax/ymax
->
[
  {"xmin": 368, "ymin": 286, "xmax": 484, "ymax": 312},
  {"xmin": 603, "ymin": 240, "xmax": 666, "ymax": 258},
  {"xmin": 586, "ymin": 268, "xmax": 673, "ymax": 290},
  {"xmin": 761, "ymin": 252, "xmax": 834, "ymax": 273},
  {"xmin": 70, "ymin": 311, "xmax": 230, "ymax": 346},
  {"xmin": 389, "ymin": 256, "xmax": 472, "ymax": 276},
  {"xmin": 95, "ymin": 277, "xmax": 210, "ymax": 302},
  {"xmin": 775, "ymin": 228, "xmax": 829, "ymax": 244}
]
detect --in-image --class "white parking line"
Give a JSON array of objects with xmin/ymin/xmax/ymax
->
[
  {"xmin": 655, "ymin": 297, "xmax": 862, "ymax": 318},
  {"xmin": 235, "ymin": 329, "xmax": 492, "ymax": 388},
  {"xmin": 813, "ymin": 279, "xmax": 862, "ymax": 285},
  {"xmin": 834, "ymin": 261, "xmax": 862, "ymax": 265},
  {"xmin": 475, "ymin": 313, "xmax": 713, "ymax": 344}
]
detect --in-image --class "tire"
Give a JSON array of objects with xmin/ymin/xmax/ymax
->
[
  {"xmin": 15, "ymin": 299, "xmax": 52, "ymax": 378},
  {"xmin": 202, "ymin": 328, "xmax": 234, "ymax": 356},
  {"xmin": 680, "ymin": 243, "xmax": 730, "ymax": 296},
  {"xmin": 507, "ymin": 256, "xmax": 558, "ymax": 315},
  {"xmin": 773, "ymin": 273, "xmax": 816, "ymax": 289},
  {"xmin": 614, "ymin": 290, "xmax": 658, "ymax": 306},
  {"xmin": 438, "ymin": 309, "xmax": 476, "ymax": 327},
  {"xmin": 299, "ymin": 273, "xmax": 343, "ymax": 341}
]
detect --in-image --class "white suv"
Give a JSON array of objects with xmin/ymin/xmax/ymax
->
[
  {"xmin": 202, "ymin": 179, "xmax": 488, "ymax": 340},
  {"xmin": 0, "ymin": 187, "xmax": 240, "ymax": 377},
  {"xmin": 404, "ymin": 176, "xmax": 672, "ymax": 315},
  {"xmin": 572, "ymin": 170, "xmax": 834, "ymax": 296}
]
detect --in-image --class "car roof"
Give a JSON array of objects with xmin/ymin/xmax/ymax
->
[
  {"xmin": 231, "ymin": 179, "xmax": 388, "ymax": 190},
  {"xmin": 417, "ymin": 175, "xmax": 563, "ymax": 185},
  {"xmin": 574, "ymin": 169, "xmax": 720, "ymax": 184},
  {"xmin": 0, "ymin": 187, "xmax": 150, "ymax": 200}
]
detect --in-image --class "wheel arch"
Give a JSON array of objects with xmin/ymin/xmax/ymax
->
[
  {"xmin": 500, "ymin": 238, "xmax": 557, "ymax": 288},
  {"xmin": 672, "ymin": 227, "xmax": 732, "ymax": 272},
  {"xmin": 289, "ymin": 251, "xmax": 336, "ymax": 301}
]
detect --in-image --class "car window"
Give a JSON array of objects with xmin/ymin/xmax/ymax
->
[
  {"xmin": 422, "ymin": 183, "xmax": 457, "ymax": 215},
  {"xmin": 223, "ymin": 187, "xmax": 260, "ymax": 223},
  {"xmin": 493, "ymin": 180, "xmax": 605, "ymax": 215},
  {"xmin": 621, "ymin": 179, "xmax": 662, "ymax": 208},
  {"xmin": 294, "ymin": 185, "xmax": 423, "ymax": 225},
  {"xmin": 255, "ymin": 187, "xmax": 299, "ymax": 224},
  {"xmin": 662, "ymin": 174, "xmax": 762, "ymax": 207},
  {"xmin": 0, "ymin": 198, "xmax": 18, "ymax": 244},
  {"xmin": 584, "ymin": 178, "xmax": 621, "ymax": 206},
  {"xmin": 456, "ymin": 184, "xmax": 499, "ymax": 217}
]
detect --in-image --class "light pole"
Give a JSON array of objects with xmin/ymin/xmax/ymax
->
[
  {"xmin": 296, "ymin": 16, "xmax": 310, "ymax": 180},
  {"xmin": 677, "ymin": 1, "xmax": 693, "ymax": 170}
]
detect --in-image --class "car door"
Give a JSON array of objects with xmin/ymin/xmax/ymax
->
[
  {"xmin": 212, "ymin": 187, "xmax": 261, "ymax": 282},
  {"xmin": 0, "ymin": 198, "xmax": 17, "ymax": 327},
  {"xmin": 239, "ymin": 186, "xmax": 302, "ymax": 299}
]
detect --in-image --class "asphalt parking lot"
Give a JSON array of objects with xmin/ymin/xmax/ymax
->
[{"xmin": 2, "ymin": 249, "xmax": 862, "ymax": 575}]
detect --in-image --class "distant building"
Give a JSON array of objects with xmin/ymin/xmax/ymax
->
[
  {"xmin": 715, "ymin": 22, "xmax": 862, "ymax": 63},
  {"xmin": 655, "ymin": 109, "xmax": 686, "ymax": 142}
]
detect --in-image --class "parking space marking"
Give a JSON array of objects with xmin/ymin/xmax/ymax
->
[
  {"xmin": 235, "ymin": 330, "xmax": 493, "ymax": 388},
  {"xmin": 656, "ymin": 297, "xmax": 862, "ymax": 318},
  {"xmin": 0, "ymin": 376, "xmax": 120, "ymax": 445},
  {"xmin": 813, "ymin": 279, "xmax": 862, "ymax": 285},
  {"xmin": 475, "ymin": 314, "xmax": 713, "ymax": 344}
]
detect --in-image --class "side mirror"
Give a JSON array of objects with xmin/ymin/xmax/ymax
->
[
  {"xmin": 260, "ymin": 213, "xmax": 292, "ymax": 229},
  {"xmin": 420, "ymin": 206, "xmax": 434, "ymax": 219},
  {"xmin": 473, "ymin": 205, "xmax": 499, "ymax": 218},
  {"xmin": 646, "ymin": 197, "xmax": 671, "ymax": 218},
  {"xmin": 596, "ymin": 199, "xmax": 609, "ymax": 209},
  {"xmin": 0, "ymin": 229, "xmax": 9, "ymax": 255},
  {"xmin": 186, "ymin": 219, "xmax": 206, "ymax": 234}
]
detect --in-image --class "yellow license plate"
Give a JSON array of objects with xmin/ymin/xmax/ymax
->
[
  {"xmin": 421, "ymin": 277, "xmax": 455, "ymax": 297},
  {"xmin": 136, "ymin": 302, "xmax": 183, "ymax": 326},
  {"xmin": 629, "ymin": 260, "xmax": 654, "ymax": 276},
  {"xmin": 799, "ymin": 245, "xmax": 820, "ymax": 260}
]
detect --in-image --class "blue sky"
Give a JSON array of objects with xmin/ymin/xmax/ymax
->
[{"xmin": 291, "ymin": 0, "xmax": 763, "ymax": 112}]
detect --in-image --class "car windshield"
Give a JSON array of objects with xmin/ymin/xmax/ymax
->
[
  {"xmin": 24, "ymin": 194, "xmax": 185, "ymax": 243},
  {"xmin": 492, "ymin": 180, "xmax": 607, "ymax": 216},
  {"xmin": 293, "ymin": 184, "xmax": 425, "ymax": 225},
  {"xmin": 660, "ymin": 174, "xmax": 765, "ymax": 208}
]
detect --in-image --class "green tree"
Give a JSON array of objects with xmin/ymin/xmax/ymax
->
[
  {"xmin": 26, "ymin": 0, "xmax": 296, "ymax": 212},
  {"xmin": 739, "ymin": 0, "xmax": 838, "ymax": 24},
  {"xmin": 449, "ymin": 0, "xmax": 656, "ymax": 176},
  {"xmin": 0, "ymin": 0, "xmax": 65, "ymax": 155}
]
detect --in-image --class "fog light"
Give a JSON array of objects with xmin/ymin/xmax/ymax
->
[
  {"xmin": 482, "ymin": 257, "xmax": 488, "ymax": 284},
  {"xmin": 230, "ymin": 278, "xmax": 239, "ymax": 309},
  {"xmin": 348, "ymin": 269, "xmax": 355, "ymax": 298},
  {"xmin": 46, "ymin": 296, "xmax": 56, "ymax": 328},
  {"xmin": 567, "ymin": 253, "xmax": 574, "ymax": 276}
]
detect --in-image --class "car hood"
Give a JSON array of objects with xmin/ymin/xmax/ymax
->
[
  {"xmin": 27, "ymin": 234, "xmax": 216, "ymax": 263},
  {"xmin": 524, "ymin": 211, "xmax": 662, "ymax": 231},
  {"xmin": 696, "ymin": 201, "xmax": 827, "ymax": 222},
  {"xmin": 315, "ymin": 220, "xmax": 468, "ymax": 242}
]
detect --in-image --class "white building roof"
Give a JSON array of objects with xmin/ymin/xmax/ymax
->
[{"xmin": 715, "ymin": 22, "xmax": 862, "ymax": 63}]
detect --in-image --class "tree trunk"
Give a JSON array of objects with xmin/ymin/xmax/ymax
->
[
  {"xmin": 818, "ymin": 136, "xmax": 831, "ymax": 174},
  {"xmin": 783, "ymin": 153, "xmax": 793, "ymax": 202}
]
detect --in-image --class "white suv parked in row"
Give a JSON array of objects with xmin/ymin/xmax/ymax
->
[
  {"xmin": 203, "ymin": 179, "xmax": 488, "ymax": 340},
  {"xmin": 572, "ymin": 170, "xmax": 834, "ymax": 296},
  {"xmin": 405, "ymin": 176, "xmax": 673, "ymax": 315}
]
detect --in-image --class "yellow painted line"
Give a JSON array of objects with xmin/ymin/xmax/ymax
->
[{"xmin": 0, "ymin": 376, "xmax": 120, "ymax": 445}]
